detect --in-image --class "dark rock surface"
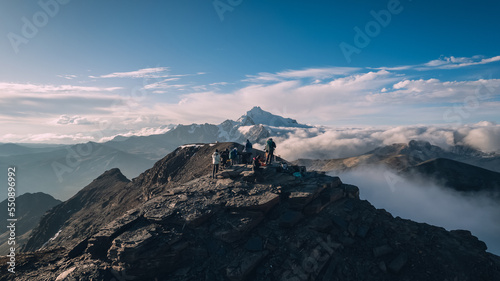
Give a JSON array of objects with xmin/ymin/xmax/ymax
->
[
  {"xmin": 22, "ymin": 168, "xmax": 136, "ymax": 253},
  {"xmin": 0, "ymin": 192, "xmax": 61, "ymax": 254},
  {"xmin": 3, "ymin": 143, "xmax": 500, "ymax": 281}
]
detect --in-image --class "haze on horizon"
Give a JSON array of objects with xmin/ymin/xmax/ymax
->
[{"xmin": 0, "ymin": 0, "xmax": 499, "ymax": 145}]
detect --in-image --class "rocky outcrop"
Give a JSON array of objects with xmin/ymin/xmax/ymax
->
[
  {"xmin": 0, "ymin": 193, "xmax": 61, "ymax": 254},
  {"xmin": 22, "ymin": 168, "xmax": 136, "ymax": 252},
  {"xmin": 5, "ymin": 143, "xmax": 500, "ymax": 281}
]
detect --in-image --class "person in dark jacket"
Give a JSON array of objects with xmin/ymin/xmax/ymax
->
[
  {"xmin": 229, "ymin": 147, "xmax": 238, "ymax": 166},
  {"xmin": 220, "ymin": 148, "xmax": 229, "ymax": 169},
  {"xmin": 265, "ymin": 138, "xmax": 276, "ymax": 165},
  {"xmin": 243, "ymin": 139, "xmax": 253, "ymax": 164}
]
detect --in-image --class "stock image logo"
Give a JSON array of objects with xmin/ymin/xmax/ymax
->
[{"xmin": 7, "ymin": 0, "xmax": 71, "ymax": 54}]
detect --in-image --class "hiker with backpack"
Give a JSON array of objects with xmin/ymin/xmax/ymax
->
[
  {"xmin": 265, "ymin": 138, "xmax": 276, "ymax": 165},
  {"xmin": 212, "ymin": 149, "xmax": 221, "ymax": 178},
  {"xmin": 229, "ymin": 147, "xmax": 238, "ymax": 166}
]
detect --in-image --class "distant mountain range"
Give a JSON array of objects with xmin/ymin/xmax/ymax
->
[
  {"xmin": 296, "ymin": 140, "xmax": 500, "ymax": 173},
  {"xmin": 2, "ymin": 107, "xmax": 499, "ymax": 201},
  {"xmin": 294, "ymin": 140, "xmax": 500, "ymax": 197},
  {"xmin": 0, "ymin": 192, "xmax": 61, "ymax": 254},
  {"xmin": 0, "ymin": 107, "xmax": 314, "ymax": 200},
  {"xmin": 0, "ymin": 142, "xmax": 155, "ymax": 200},
  {"xmin": 104, "ymin": 106, "xmax": 313, "ymax": 159},
  {"xmin": 0, "ymin": 143, "xmax": 64, "ymax": 157}
]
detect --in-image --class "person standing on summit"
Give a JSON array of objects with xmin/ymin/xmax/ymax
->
[
  {"xmin": 229, "ymin": 146, "xmax": 238, "ymax": 166},
  {"xmin": 212, "ymin": 149, "xmax": 221, "ymax": 178},
  {"xmin": 243, "ymin": 139, "xmax": 253, "ymax": 164},
  {"xmin": 265, "ymin": 138, "xmax": 276, "ymax": 165}
]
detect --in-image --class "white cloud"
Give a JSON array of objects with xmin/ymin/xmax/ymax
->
[
  {"xmin": 460, "ymin": 123, "xmax": 500, "ymax": 153},
  {"xmin": 90, "ymin": 67, "xmax": 206, "ymax": 81},
  {"xmin": 422, "ymin": 55, "xmax": 500, "ymax": 69},
  {"xmin": 209, "ymin": 82, "xmax": 229, "ymax": 86},
  {"xmin": 98, "ymin": 126, "xmax": 174, "ymax": 142},
  {"xmin": 0, "ymin": 82, "xmax": 122, "ymax": 94},
  {"xmin": 57, "ymin": 74, "xmax": 77, "ymax": 80},
  {"xmin": 244, "ymin": 67, "xmax": 361, "ymax": 82},
  {"xmin": 0, "ymin": 132, "xmax": 96, "ymax": 143},
  {"xmin": 0, "ymin": 82, "xmax": 127, "ymax": 122},
  {"xmin": 143, "ymin": 78, "xmax": 182, "ymax": 90},
  {"xmin": 277, "ymin": 67, "xmax": 361, "ymax": 79},
  {"xmin": 374, "ymin": 55, "xmax": 500, "ymax": 72},
  {"xmin": 56, "ymin": 115, "xmax": 95, "ymax": 125},
  {"xmin": 153, "ymin": 70, "xmax": 400, "ymax": 125},
  {"xmin": 91, "ymin": 67, "xmax": 170, "ymax": 79},
  {"xmin": 373, "ymin": 65, "xmax": 413, "ymax": 71},
  {"xmin": 132, "ymin": 67, "xmax": 499, "ymax": 128},
  {"xmin": 369, "ymin": 78, "xmax": 500, "ymax": 104},
  {"xmin": 272, "ymin": 122, "xmax": 500, "ymax": 161},
  {"xmin": 2, "ymin": 59, "xmax": 500, "ymax": 145}
]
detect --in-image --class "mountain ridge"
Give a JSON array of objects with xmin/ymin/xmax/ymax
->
[
  {"xmin": 294, "ymin": 139, "xmax": 500, "ymax": 174},
  {"xmin": 104, "ymin": 106, "xmax": 313, "ymax": 159},
  {"xmin": 4, "ymin": 142, "xmax": 500, "ymax": 280},
  {"xmin": 0, "ymin": 192, "xmax": 61, "ymax": 255},
  {"xmin": 0, "ymin": 141, "xmax": 156, "ymax": 201}
]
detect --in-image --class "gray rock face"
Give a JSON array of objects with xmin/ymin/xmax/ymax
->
[
  {"xmin": 5, "ymin": 143, "xmax": 500, "ymax": 281},
  {"xmin": 0, "ymin": 192, "xmax": 61, "ymax": 254},
  {"xmin": 21, "ymin": 168, "xmax": 135, "ymax": 253}
]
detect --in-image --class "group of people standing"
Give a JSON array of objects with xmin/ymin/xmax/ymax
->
[{"xmin": 211, "ymin": 138, "xmax": 277, "ymax": 178}]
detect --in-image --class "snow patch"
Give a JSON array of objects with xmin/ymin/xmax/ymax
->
[
  {"xmin": 188, "ymin": 124, "xmax": 200, "ymax": 134},
  {"xmin": 56, "ymin": 267, "xmax": 76, "ymax": 281},
  {"xmin": 238, "ymin": 126, "xmax": 254, "ymax": 135},
  {"xmin": 41, "ymin": 229, "xmax": 62, "ymax": 249},
  {"xmin": 179, "ymin": 144, "xmax": 204, "ymax": 149},
  {"xmin": 49, "ymin": 229, "xmax": 62, "ymax": 242}
]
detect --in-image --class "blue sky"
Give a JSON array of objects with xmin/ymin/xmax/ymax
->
[{"xmin": 1, "ymin": 0, "xmax": 500, "ymax": 143}]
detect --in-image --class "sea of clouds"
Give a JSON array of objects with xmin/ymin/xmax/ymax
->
[
  {"xmin": 337, "ymin": 167, "xmax": 500, "ymax": 256},
  {"xmin": 270, "ymin": 121, "xmax": 500, "ymax": 161},
  {"xmin": 263, "ymin": 122, "xmax": 500, "ymax": 256}
]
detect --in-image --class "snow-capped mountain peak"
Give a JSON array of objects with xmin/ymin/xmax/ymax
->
[{"xmin": 236, "ymin": 106, "xmax": 309, "ymax": 128}]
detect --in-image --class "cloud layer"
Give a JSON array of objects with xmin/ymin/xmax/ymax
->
[
  {"xmin": 338, "ymin": 167, "xmax": 500, "ymax": 256},
  {"xmin": 271, "ymin": 122, "xmax": 500, "ymax": 161},
  {"xmin": 1, "ymin": 55, "xmax": 499, "ymax": 144}
]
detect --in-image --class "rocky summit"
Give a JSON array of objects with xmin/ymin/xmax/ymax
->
[{"xmin": 2, "ymin": 143, "xmax": 500, "ymax": 281}]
